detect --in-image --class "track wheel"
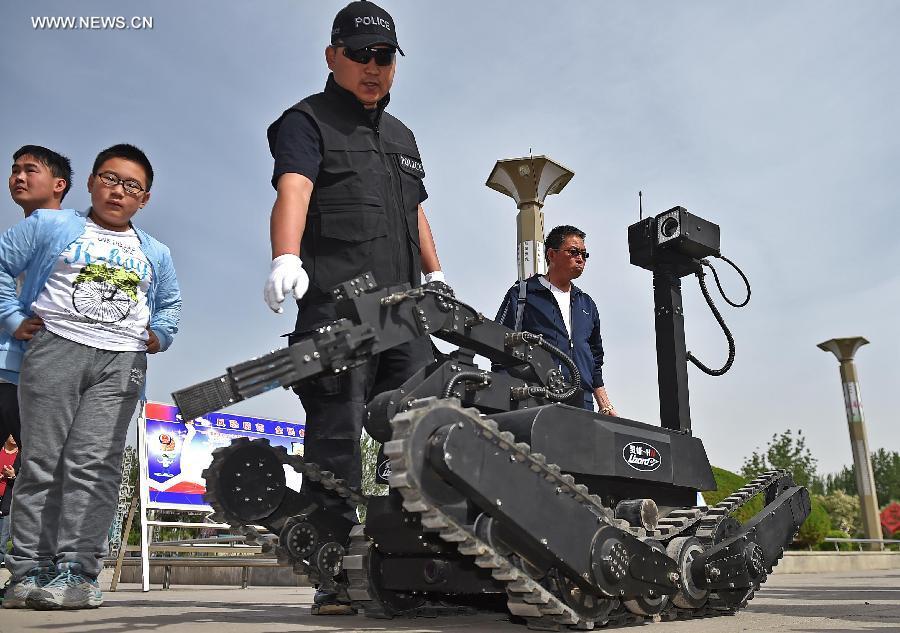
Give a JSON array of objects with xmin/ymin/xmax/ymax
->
[
  {"xmin": 281, "ymin": 519, "xmax": 318, "ymax": 560},
  {"xmin": 551, "ymin": 572, "xmax": 617, "ymax": 624},
  {"xmin": 623, "ymin": 540, "xmax": 670, "ymax": 617},
  {"xmin": 666, "ymin": 537, "xmax": 709, "ymax": 609}
]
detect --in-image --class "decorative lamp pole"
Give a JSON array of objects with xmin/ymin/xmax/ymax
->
[
  {"xmin": 486, "ymin": 156, "xmax": 574, "ymax": 281},
  {"xmin": 817, "ymin": 337, "xmax": 883, "ymax": 550}
]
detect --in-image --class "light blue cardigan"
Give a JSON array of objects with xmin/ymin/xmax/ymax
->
[{"xmin": 0, "ymin": 208, "xmax": 182, "ymax": 383}]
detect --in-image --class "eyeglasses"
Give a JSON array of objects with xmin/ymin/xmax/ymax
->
[
  {"xmin": 342, "ymin": 46, "xmax": 397, "ymax": 67},
  {"xmin": 96, "ymin": 171, "xmax": 145, "ymax": 195},
  {"xmin": 556, "ymin": 247, "xmax": 590, "ymax": 260}
]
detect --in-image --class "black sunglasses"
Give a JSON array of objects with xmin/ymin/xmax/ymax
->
[
  {"xmin": 342, "ymin": 46, "xmax": 396, "ymax": 67},
  {"xmin": 556, "ymin": 247, "xmax": 590, "ymax": 260}
]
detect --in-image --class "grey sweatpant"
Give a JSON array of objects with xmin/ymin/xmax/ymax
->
[{"xmin": 5, "ymin": 329, "xmax": 145, "ymax": 579}]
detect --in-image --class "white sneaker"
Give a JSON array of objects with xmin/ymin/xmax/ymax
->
[
  {"xmin": 1, "ymin": 566, "xmax": 57, "ymax": 609},
  {"xmin": 26, "ymin": 563, "xmax": 102, "ymax": 610}
]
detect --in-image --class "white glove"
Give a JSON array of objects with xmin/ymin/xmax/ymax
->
[{"xmin": 264, "ymin": 254, "xmax": 309, "ymax": 314}]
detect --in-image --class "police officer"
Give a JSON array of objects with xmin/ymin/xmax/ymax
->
[{"xmin": 264, "ymin": 0, "xmax": 446, "ymax": 614}]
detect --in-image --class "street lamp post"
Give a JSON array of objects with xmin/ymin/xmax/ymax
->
[
  {"xmin": 486, "ymin": 156, "xmax": 574, "ymax": 281},
  {"xmin": 817, "ymin": 337, "xmax": 883, "ymax": 550}
]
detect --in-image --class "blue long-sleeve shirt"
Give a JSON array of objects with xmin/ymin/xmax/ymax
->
[{"xmin": 0, "ymin": 208, "xmax": 181, "ymax": 383}]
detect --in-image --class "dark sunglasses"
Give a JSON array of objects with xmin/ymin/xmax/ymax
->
[
  {"xmin": 556, "ymin": 247, "xmax": 590, "ymax": 260},
  {"xmin": 342, "ymin": 46, "xmax": 397, "ymax": 67}
]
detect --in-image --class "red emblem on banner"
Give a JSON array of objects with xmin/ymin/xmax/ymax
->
[{"xmin": 881, "ymin": 501, "xmax": 900, "ymax": 535}]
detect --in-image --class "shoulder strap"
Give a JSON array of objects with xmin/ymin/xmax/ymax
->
[{"xmin": 514, "ymin": 279, "xmax": 528, "ymax": 331}]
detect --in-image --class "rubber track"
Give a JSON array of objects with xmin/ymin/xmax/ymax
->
[
  {"xmin": 202, "ymin": 436, "xmax": 366, "ymax": 589},
  {"xmin": 384, "ymin": 398, "xmax": 791, "ymax": 630}
]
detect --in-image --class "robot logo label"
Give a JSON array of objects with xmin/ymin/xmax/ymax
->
[
  {"xmin": 377, "ymin": 458, "xmax": 392, "ymax": 480},
  {"xmin": 622, "ymin": 441, "xmax": 661, "ymax": 472}
]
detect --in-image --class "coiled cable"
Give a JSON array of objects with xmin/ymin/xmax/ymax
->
[{"xmin": 686, "ymin": 255, "xmax": 751, "ymax": 376}]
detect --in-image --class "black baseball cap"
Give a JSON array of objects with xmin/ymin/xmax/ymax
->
[{"xmin": 331, "ymin": 1, "xmax": 404, "ymax": 55}]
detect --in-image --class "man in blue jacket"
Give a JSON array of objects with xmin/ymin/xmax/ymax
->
[{"xmin": 496, "ymin": 225, "xmax": 618, "ymax": 415}]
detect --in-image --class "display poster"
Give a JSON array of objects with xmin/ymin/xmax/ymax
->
[{"xmin": 142, "ymin": 401, "xmax": 305, "ymax": 511}]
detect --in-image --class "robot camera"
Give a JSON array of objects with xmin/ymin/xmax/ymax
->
[{"xmin": 628, "ymin": 206, "xmax": 720, "ymax": 276}]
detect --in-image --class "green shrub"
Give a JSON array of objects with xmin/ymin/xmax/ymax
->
[
  {"xmin": 707, "ymin": 466, "xmax": 763, "ymax": 524},
  {"xmin": 795, "ymin": 497, "xmax": 830, "ymax": 548},
  {"xmin": 816, "ymin": 529, "xmax": 853, "ymax": 551}
]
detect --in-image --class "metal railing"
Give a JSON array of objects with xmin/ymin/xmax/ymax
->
[{"xmin": 822, "ymin": 537, "xmax": 900, "ymax": 552}]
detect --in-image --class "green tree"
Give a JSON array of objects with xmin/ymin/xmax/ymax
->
[
  {"xmin": 825, "ymin": 448, "xmax": 900, "ymax": 507},
  {"xmin": 741, "ymin": 429, "xmax": 823, "ymax": 493},
  {"xmin": 825, "ymin": 466, "xmax": 856, "ymax": 498}
]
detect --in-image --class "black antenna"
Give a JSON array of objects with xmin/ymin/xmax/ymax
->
[{"xmin": 639, "ymin": 191, "xmax": 643, "ymax": 220}]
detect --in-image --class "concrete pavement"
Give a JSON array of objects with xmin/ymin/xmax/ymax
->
[{"xmin": 1, "ymin": 569, "xmax": 898, "ymax": 633}]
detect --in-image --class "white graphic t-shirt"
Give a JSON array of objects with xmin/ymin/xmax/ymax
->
[{"xmin": 32, "ymin": 219, "xmax": 153, "ymax": 351}]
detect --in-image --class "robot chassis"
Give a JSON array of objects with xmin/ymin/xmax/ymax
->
[{"xmin": 173, "ymin": 208, "xmax": 811, "ymax": 630}]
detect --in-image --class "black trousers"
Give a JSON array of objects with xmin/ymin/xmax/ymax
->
[
  {"xmin": 293, "ymin": 336, "xmax": 432, "ymax": 522},
  {"xmin": 0, "ymin": 382, "xmax": 21, "ymax": 448}
]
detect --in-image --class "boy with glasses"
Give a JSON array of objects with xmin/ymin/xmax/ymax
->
[
  {"xmin": 263, "ymin": 0, "xmax": 446, "ymax": 614},
  {"xmin": 496, "ymin": 225, "xmax": 618, "ymax": 415},
  {"xmin": 0, "ymin": 144, "xmax": 181, "ymax": 610}
]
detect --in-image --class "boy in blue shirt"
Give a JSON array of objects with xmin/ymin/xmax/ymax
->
[
  {"xmin": 0, "ymin": 144, "xmax": 181, "ymax": 610},
  {"xmin": 1, "ymin": 145, "xmax": 73, "ymax": 450}
]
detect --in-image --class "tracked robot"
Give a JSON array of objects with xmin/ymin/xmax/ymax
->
[{"xmin": 173, "ymin": 208, "xmax": 811, "ymax": 630}]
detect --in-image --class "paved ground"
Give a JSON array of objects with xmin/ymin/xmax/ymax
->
[{"xmin": 1, "ymin": 569, "xmax": 898, "ymax": 633}]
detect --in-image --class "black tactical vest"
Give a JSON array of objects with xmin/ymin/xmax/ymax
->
[{"xmin": 267, "ymin": 75, "xmax": 425, "ymax": 317}]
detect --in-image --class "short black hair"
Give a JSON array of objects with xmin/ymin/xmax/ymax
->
[
  {"xmin": 13, "ymin": 145, "xmax": 73, "ymax": 201},
  {"xmin": 545, "ymin": 224, "xmax": 586, "ymax": 257},
  {"xmin": 92, "ymin": 144, "xmax": 154, "ymax": 191}
]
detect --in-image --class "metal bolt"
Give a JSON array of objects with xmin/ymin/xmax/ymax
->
[
  {"xmin": 668, "ymin": 572, "xmax": 680, "ymax": 583},
  {"xmin": 540, "ymin": 538, "xmax": 548, "ymax": 546},
  {"xmin": 496, "ymin": 499, "xmax": 502, "ymax": 507}
]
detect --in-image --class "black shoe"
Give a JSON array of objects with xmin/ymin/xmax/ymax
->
[{"xmin": 311, "ymin": 588, "xmax": 356, "ymax": 615}]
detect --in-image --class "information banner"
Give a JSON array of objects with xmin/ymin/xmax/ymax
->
[{"xmin": 141, "ymin": 401, "xmax": 305, "ymax": 511}]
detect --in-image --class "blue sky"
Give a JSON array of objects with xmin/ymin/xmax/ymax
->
[{"xmin": 2, "ymin": 1, "xmax": 898, "ymax": 477}]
